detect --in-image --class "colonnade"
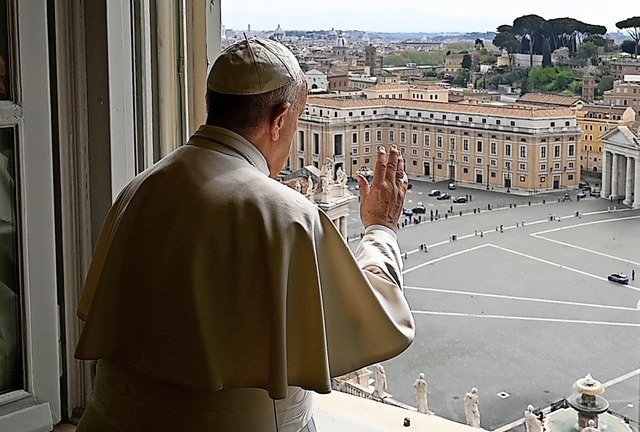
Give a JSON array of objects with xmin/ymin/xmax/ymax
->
[{"xmin": 601, "ymin": 150, "xmax": 640, "ymax": 208}]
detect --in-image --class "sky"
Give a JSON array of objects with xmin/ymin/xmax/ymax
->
[{"xmin": 222, "ymin": 0, "xmax": 637, "ymax": 34}]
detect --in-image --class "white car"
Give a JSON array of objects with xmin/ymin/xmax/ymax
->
[{"xmin": 355, "ymin": 166, "xmax": 373, "ymax": 178}]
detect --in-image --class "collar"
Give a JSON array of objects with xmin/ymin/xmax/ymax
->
[{"xmin": 188, "ymin": 125, "xmax": 270, "ymax": 176}]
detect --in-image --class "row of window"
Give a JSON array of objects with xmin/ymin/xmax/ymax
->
[{"xmin": 583, "ymin": 124, "xmax": 608, "ymax": 132}]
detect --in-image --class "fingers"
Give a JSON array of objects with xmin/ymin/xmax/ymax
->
[
  {"xmin": 396, "ymin": 155, "xmax": 408, "ymax": 189},
  {"xmin": 385, "ymin": 145, "xmax": 401, "ymax": 184},
  {"xmin": 356, "ymin": 174, "xmax": 370, "ymax": 201},
  {"xmin": 372, "ymin": 146, "xmax": 388, "ymax": 186}
]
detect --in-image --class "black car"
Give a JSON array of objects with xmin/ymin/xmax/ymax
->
[
  {"xmin": 412, "ymin": 204, "xmax": 427, "ymax": 214},
  {"xmin": 437, "ymin": 193, "xmax": 451, "ymax": 200},
  {"xmin": 453, "ymin": 196, "xmax": 468, "ymax": 203},
  {"xmin": 428, "ymin": 189, "xmax": 441, "ymax": 197},
  {"xmin": 607, "ymin": 272, "xmax": 629, "ymax": 284}
]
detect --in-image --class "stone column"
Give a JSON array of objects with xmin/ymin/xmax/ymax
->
[
  {"xmin": 624, "ymin": 156, "xmax": 633, "ymax": 205},
  {"xmin": 634, "ymin": 156, "xmax": 640, "ymax": 209},
  {"xmin": 610, "ymin": 153, "xmax": 619, "ymax": 199},
  {"xmin": 601, "ymin": 150, "xmax": 609, "ymax": 198}
]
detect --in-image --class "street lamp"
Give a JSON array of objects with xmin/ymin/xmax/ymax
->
[
  {"xmin": 431, "ymin": 156, "xmax": 435, "ymax": 182},
  {"xmin": 486, "ymin": 164, "xmax": 490, "ymax": 190}
]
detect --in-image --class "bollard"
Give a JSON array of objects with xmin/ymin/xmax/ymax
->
[
  {"xmin": 488, "ymin": 204, "xmax": 491, "ymax": 210},
  {"xmin": 459, "ymin": 211, "xmax": 462, "ymax": 216},
  {"xmin": 500, "ymin": 224, "xmax": 503, "ymax": 233},
  {"xmin": 513, "ymin": 203, "xmax": 516, "ymax": 208},
  {"xmin": 480, "ymin": 231, "xmax": 483, "ymax": 237},
  {"xmin": 516, "ymin": 222, "xmax": 519, "ymax": 227},
  {"xmin": 474, "ymin": 208, "xmax": 477, "ymax": 214},
  {"xmin": 419, "ymin": 244, "xmax": 424, "ymax": 250},
  {"xmin": 575, "ymin": 211, "xmax": 579, "ymax": 217},
  {"xmin": 528, "ymin": 201, "xmax": 531, "ymax": 206},
  {"xmin": 509, "ymin": 203, "xmax": 512, "ymax": 208},
  {"xmin": 475, "ymin": 230, "xmax": 478, "ymax": 236},
  {"xmin": 445, "ymin": 213, "xmax": 448, "ymax": 219},
  {"xmin": 543, "ymin": 199, "xmax": 545, "ymax": 204},
  {"xmin": 522, "ymin": 220, "xmax": 524, "ymax": 226},
  {"xmin": 495, "ymin": 226, "xmax": 498, "ymax": 231},
  {"xmin": 452, "ymin": 234, "xmax": 457, "ymax": 241}
]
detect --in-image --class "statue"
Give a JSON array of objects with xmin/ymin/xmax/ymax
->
[
  {"xmin": 581, "ymin": 419, "xmax": 600, "ymax": 432},
  {"xmin": 335, "ymin": 166, "xmax": 348, "ymax": 188},
  {"xmin": 463, "ymin": 387, "xmax": 481, "ymax": 428},
  {"xmin": 372, "ymin": 364, "xmax": 387, "ymax": 399},
  {"xmin": 524, "ymin": 405, "xmax": 543, "ymax": 432},
  {"xmin": 306, "ymin": 176, "xmax": 314, "ymax": 196},
  {"xmin": 294, "ymin": 180, "xmax": 302, "ymax": 193},
  {"xmin": 319, "ymin": 175, "xmax": 330, "ymax": 193},
  {"xmin": 413, "ymin": 373, "xmax": 429, "ymax": 414},
  {"xmin": 321, "ymin": 157, "xmax": 334, "ymax": 180}
]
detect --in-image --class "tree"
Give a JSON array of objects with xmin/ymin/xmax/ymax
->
[
  {"xmin": 621, "ymin": 40, "xmax": 639, "ymax": 56},
  {"xmin": 513, "ymin": 14, "xmax": 546, "ymax": 65},
  {"xmin": 542, "ymin": 39, "xmax": 552, "ymax": 66},
  {"xmin": 616, "ymin": 16, "xmax": 640, "ymax": 57},
  {"xmin": 493, "ymin": 28, "xmax": 520, "ymax": 53},
  {"xmin": 596, "ymin": 75, "xmax": 614, "ymax": 96},
  {"xmin": 462, "ymin": 54, "xmax": 472, "ymax": 69},
  {"xmin": 576, "ymin": 41, "xmax": 598, "ymax": 60}
]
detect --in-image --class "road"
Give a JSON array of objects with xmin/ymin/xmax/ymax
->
[{"xmin": 344, "ymin": 179, "xmax": 639, "ymax": 431}]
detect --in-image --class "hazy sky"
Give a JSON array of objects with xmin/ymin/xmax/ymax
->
[{"xmin": 222, "ymin": 0, "xmax": 637, "ymax": 34}]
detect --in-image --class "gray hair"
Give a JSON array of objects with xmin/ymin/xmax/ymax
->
[{"xmin": 206, "ymin": 72, "xmax": 307, "ymax": 133}]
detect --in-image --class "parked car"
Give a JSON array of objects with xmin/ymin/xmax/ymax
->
[
  {"xmin": 453, "ymin": 196, "xmax": 468, "ymax": 203},
  {"xmin": 577, "ymin": 190, "xmax": 587, "ymax": 199},
  {"xmin": 448, "ymin": 182, "xmax": 456, "ymax": 190},
  {"xmin": 355, "ymin": 166, "xmax": 373, "ymax": 179},
  {"xmin": 428, "ymin": 189, "xmax": 441, "ymax": 196},
  {"xmin": 412, "ymin": 204, "xmax": 427, "ymax": 214},
  {"xmin": 590, "ymin": 188, "xmax": 600, "ymax": 197},
  {"xmin": 437, "ymin": 193, "xmax": 451, "ymax": 200},
  {"xmin": 579, "ymin": 182, "xmax": 591, "ymax": 191},
  {"xmin": 607, "ymin": 272, "xmax": 629, "ymax": 284},
  {"xmin": 403, "ymin": 208, "xmax": 414, "ymax": 217}
]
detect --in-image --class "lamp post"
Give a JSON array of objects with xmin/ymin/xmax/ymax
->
[
  {"xmin": 486, "ymin": 164, "xmax": 490, "ymax": 190},
  {"xmin": 431, "ymin": 156, "xmax": 435, "ymax": 182}
]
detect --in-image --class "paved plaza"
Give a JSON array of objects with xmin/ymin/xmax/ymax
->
[{"xmin": 347, "ymin": 179, "xmax": 640, "ymax": 431}]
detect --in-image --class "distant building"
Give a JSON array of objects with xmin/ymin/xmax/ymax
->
[
  {"xmin": 305, "ymin": 69, "xmax": 329, "ymax": 92},
  {"xmin": 574, "ymin": 105, "xmax": 636, "ymax": 172},
  {"xmin": 603, "ymin": 75, "xmax": 640, "ymax": 110},
  {"xmin": 581, "ymin": 76, "xmax": 595, "ymax": 103},
  {"xmin": 444, "ymin": 53, "xmax": 464, "ymax": 73},
  {"xmin": 516, "ymin": 93, "xmax": 584, "ymax": 109},
  {"xmin": 511, "ymin": 53, "xmax": 543, "ymax": 68},
  {"xmin": 362, "ymin": 83, "xmax": 449, "ymax": 102},
  {"xmin": 293, "ymin": 98, "xmax": 581, "ymax": 191},
  {"xmin": 606, "ymin": 58, "xmax": 640, "ymax": 80}
]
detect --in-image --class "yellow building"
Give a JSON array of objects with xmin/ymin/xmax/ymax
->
[
  {"xmin": 575, "ymin": 105, "xmax": 637, "ymax": 173},
  {"xmin": 362, "ymin": 83, "xmax": 449, "ymax": 102},
  {"xmin": 295, "ymin": 98, "xmax": 582, "ymax": 192},
  {"xmin": 444, "ymin": 53, "xmax": 464, "ymax": 73}
]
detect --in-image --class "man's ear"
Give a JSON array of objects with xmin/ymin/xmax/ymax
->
[{"xmin": 270, "ymin": 101, "xmax": 291, "ymax": 142}]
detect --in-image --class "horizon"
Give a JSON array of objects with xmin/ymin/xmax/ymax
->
[{"xmin": 222, "ymin": 1, "xmax": 638, "ymax": 35}]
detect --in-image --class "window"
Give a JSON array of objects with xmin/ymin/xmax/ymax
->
[
  {"xmin": 463, "ymin": 155, "xmax": 469, "ymax": 163},
  {"xmin": 554, "ymin": 162, "xmax": 561, "ymax": 169},
  {"xmin": 490, "ymin": 171, "xmax": 496, "ymax": 178},
  {"xmin": 376, "ymin": 130, "xmax": 382, "ymax": 141},
  {"xmin": 476, "ymin": 141, "xmax": 483, "ymax": 152},
  {"xmin": 519, "ymin": 145, "xmax": 526, "ymax": 159},
  {"xmin": 550, "ymin": 121, "xmax": 555, "ymax": 127},
  {"xmin": 568, "ymin": 162, "xmax": 574, "ymax": 169},
  {"xmin": 313, "ymin": 133, "xmax": 320, "ymax": 155},
  {"xmin": 424, "ymin": 150, "xmax": 430, "ymax": 157},
  {"xmin": 334, "ymin": 134, "xmax": 344, "ymax": 156},
  {"xmin": 490, "ymin": 142, "xmax": 497, "ymax": 155},
  {"xmin": 424, "ymin": 134, "xmax": 430, "ymax": 146},
  {"xmin": 437, "ymin": 136, "xmax": 443, "ymax": 147},
  {"xmin": 505, "ymin": 161, "xmax": 512, "ymax": 170},
  {"xmin": 400, "ymin": 132, "xmax": 406, "ymax": 143},
  {"xmin": 540, "ymin": 146, "xmax": 547, "ymax": 159},
  {"xmin": 411, "ymin": 148, "xmax": 418, "ymax": 156},
  {"xmin": 476, "ymin": 157, "xmax": 483, "ymax": 164},
  {"xmin": 490, "ymin": 159, "xmax": 497, "ymax": 166},
  {"xmin": 352, "ymin": 148, "xmax": 359, "ymax": 155},
  {"xmin": 450, "ymin": 137, "xmax": 456, "ymax": 149},
  {"xmin": 437, "ymin": 152, "xmax": 443, "ymax": 159},
  {"xmin": 510, "ymin": 120, "xmax": 515, "ymax": 126},
  {"xmin": 364, "ymin": 131, "xmax": 370, "ymax": 143},
  {"xmin": 463, "ymin": 167, "xmax": 469, "ymax": 173},
  {"xmin": 352, "ymin": 132, "xmax": 358, "ymax": 144},
  {"xmin": 364, "ymin": 146, "xmax": 371, "ymax": 154},
  {"xmin": 554, "ymin": 145, "xmax": 561, "ymax": 158},
  {"xmin": 568, "ymin": 174, "xmax": 574, "ymax": 180},
  {"xmin": 496, "ymin": 119, "xmax": 501, "ymax": 125},
  {"xmin": 298, "ymin": 157, "xmax": 305, "ymax": 169},
  {"xmin": 463, "ymin": 139, "xmax": 469, "ymax": 152},
  {"xmin": 400, "ymin": 147, "xmax": 406, "ymax": 154},
  {"xmin": 412, "ymin": 133, "xmax": 418, "ymax": 145},
  {"xmin": 540, "ymin": 163, "xmax": 547, "ymax": 171},
  {"xmin": 298, "ymin": 130, "xmax": 305, "ymax": 152},
  {"xmin": 389, "ymin": 130, "xmax": 395, "ymax": 142},
  {"xmin": 505, "ymin": 143, "xmax": 511, "ymax": 157},
  {"xmin": 519, "ymin": 163, "xmax": 526, "ymax": 170},
  {"xmin": 568, "ymin": 144, "xmax": 574, "ymax": 156}
]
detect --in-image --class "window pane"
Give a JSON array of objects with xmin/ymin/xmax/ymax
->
[
  {"xmin": 0, "ymin": 1, "xmax": 11, "ymax": 100},
  {"xmin": 0, "ymin": 127, "xmax": 22, "ymax": 393}
]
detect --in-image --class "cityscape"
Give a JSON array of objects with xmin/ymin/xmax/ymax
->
[{"xmin": 222, "ymin": 11, "xmax": 639, "ymax": 432}]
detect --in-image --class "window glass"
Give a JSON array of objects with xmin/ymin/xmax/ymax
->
[
  {"xmin": 0, "ymin": 1, "xmax": 11, "ymax": 100},
  {"xmin": 0, "ymin": 127, "xmax": 22, "ymax": 394}
]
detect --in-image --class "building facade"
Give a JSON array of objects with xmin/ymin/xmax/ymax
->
[
  {"xmin": 574, "ymin": 105, "xmax": 636, "ymax": 172},
  {"xmin": 603, "ymin": 75, "xmax": 640, "ymax": 110},
  {"xmin": 295, "ymin": 98, "xmax": 581, "ymax": 192},
  {"xmin": 600, "ymin": 125, "xmax": 640, "ymax": 208}
]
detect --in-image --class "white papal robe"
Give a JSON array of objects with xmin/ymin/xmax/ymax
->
[{"xmin": 75, "ymin": 125, "xmax": 415, "ymax": 431}]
